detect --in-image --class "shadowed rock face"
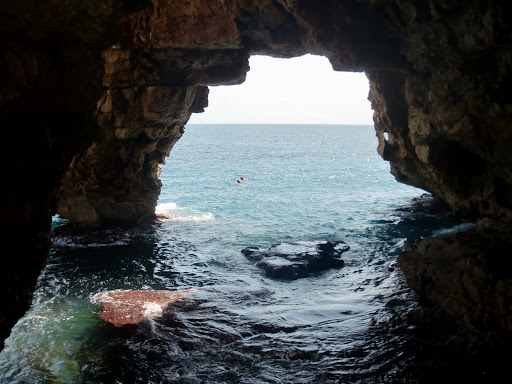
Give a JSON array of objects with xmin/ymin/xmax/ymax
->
[
  {"xmin": 1, "ymin": 0, "xmax": 512, "ymax": 349},
  {"xmin": 368, "ymin": 1, "xmax": 512, "ymax": 217},
  {"xmin": 0, "ymin": 0, "xmax": 152, "ymax": 348},
  {"xmin": 398, "ymin": 217, "xmax": 512, "ymax": 349}
]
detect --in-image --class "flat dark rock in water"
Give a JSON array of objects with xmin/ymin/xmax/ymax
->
[
  {"xmin": 93, "ymin": 289, "xmax": 198, "ymax": 327},
  {"xmin": 241, "ymin": 241, "xmax": 349, "ymax": 279}
]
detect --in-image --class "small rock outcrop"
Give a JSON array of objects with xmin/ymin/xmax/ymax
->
[
  {"xmin": 94, "ymin": 289, "xmax": 198, "ymax": 328},
  {"xmin": 242, "ymin": 241, "xmax": 349, "ymax": 279}
]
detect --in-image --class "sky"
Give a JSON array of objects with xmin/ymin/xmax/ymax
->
[{"xmin": 188, "ymin": 54, "xmax": 374, "ymax": 125}]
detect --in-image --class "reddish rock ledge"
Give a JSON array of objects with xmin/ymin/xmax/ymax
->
[{"xmin": 94, "ymin": 288, "xmax": 198, "ymax": 327}]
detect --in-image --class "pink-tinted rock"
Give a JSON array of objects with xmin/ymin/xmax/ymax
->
[{"xmin": 95, "ymin": 289, "xmax": 198, "ymax": 327}]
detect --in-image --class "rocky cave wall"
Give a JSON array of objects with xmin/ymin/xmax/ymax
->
[
  {"xmin": 1, "ymin": 0, "xmax": 512, "ymax": 350},
  {"xmin": 0, "ymin": 0, "xmax": 152, "ymax": 348}
]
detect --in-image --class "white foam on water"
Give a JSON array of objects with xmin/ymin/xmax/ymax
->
[
  {"xmin": 170, "ymin": 212, "xmax": 214, "ymax": 222},
  {"xmin": 432, "ymin": 222, "xmax": 475, "ymax": 237},
  {"xmin": 143, "ymin": 302, "xmax": 164, "ymax": 318},
  {"xmin": 89, "ymin": 291, "xmax": 114, "ymax": 305},
  {"xmin": 155, "ymin": 202, "xmax": 178, "ymax": 212},
  {"xmin": 155, "ymin": 202, "xmax": 214, "ymax": 222}
]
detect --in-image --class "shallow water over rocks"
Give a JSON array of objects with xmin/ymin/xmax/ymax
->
[{"xmin": 0, "ymin": 195, "xmax": 480, "ymax": 383}]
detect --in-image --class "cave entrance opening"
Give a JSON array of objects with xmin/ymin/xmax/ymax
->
[
  {"xmin": 189, "ymin": 54, "xmax": 373, "ymax": 126},
  {"xmin": 155, "ymin": 54, "xmax": 423, "ymax": 230},
  {"xmin": 157, "ymin": 54, "xmax": 375, "ymax": 213}
]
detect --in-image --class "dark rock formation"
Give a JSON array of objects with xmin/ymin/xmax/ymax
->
[
  {"xmin": 398, "ymin": 217, "xmax": 512, "ymax": 348},
  {"xmin": 242, "ymin": 241, "xmax": 348, "ymax": 279},
  {"xmin": 56, "ymin": 48, "xmax": 218, "ymax": 227},
  {"xmin": 0, "ymin": 0, "xmax": 151, "ymax": 348},
  {"xmin": 368, "ymin": 1, "xmax": 512, "ymax": 217},
  {"xmin": 94, "ymin": 289, "xmax": 198, "ymax": 328},
  {"xmin": 1, "ymin": 0, "xmax": 512, "ymax": 352}
]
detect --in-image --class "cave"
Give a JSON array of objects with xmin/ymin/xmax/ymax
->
[{"xmin": 1, "ymin": 0, "xmax": 512, "ymax": 376}]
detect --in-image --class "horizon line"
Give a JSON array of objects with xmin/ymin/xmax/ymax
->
[{"xmin": 185, "ymin": 122, "xmax": 375, "ymax": 126}]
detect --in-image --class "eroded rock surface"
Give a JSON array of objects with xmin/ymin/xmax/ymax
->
[
  {"xmin": 94, "ymin": 289, "xmax": 198, "ymax": 328},
  {"xmin": 55, "ymin": 0, "xmax": 406, "ymax": 228},
  {"xmin": 242, "ymin": 241, "xmax": 349, "ymax": 279},
  {"xmin": 368, "ymin": 1, "xmax": 512, "ymax": 217}
]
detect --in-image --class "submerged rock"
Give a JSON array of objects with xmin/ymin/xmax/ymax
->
[
  {"xmin": 93, "ymin": 289, "xmax": 198, "ymax": 328},
  {"xmin": 242, "ymin": 241, "xmax": 349, "ymax": 280}
]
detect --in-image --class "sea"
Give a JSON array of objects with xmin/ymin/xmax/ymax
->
[{"xmin": 0, "ymin": 124, "xmax": 478, "ymax": 383}]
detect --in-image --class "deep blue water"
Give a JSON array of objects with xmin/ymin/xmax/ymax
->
[{"xmin": 0, "ymin": 124, "xmax": 472, "ymax": 383}]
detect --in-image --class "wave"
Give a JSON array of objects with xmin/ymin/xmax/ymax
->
[
  {"xmin": 51, "ymin": 236, "xmax": 130, "ymax": 248},
  {"xmin": 431, "ymin": 222, "xmax": 475, "ymax": 237},
  {"xmin": 156, "ymin": 202, "xmax": 178, "ymax": 211},
  {"xmin": 155, "ymin": 202, "xmax": 214, "ymax": 223},
  {"xmin": 51, "ymin": 228, "xmax": 133, "ymax": 249}
]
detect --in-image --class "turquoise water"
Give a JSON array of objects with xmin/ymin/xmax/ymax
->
[
  {"xmin": 0, "ymin": 124, "xmax": 472, "ymax": 383},
  {"xmin": 157, "ymin": 125, "xmax": 431, "ymax": 247}
]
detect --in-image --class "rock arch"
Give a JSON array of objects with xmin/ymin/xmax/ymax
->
[{"xmin": 1, "ymin": 0, "xmax": 512, "ymax": 350}]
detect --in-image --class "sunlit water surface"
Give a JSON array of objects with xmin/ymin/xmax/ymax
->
[{"xmin": 0, "ymin": 125, "xmax": 474, "ymax": 383}]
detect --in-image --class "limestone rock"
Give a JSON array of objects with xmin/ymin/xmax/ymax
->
[
  {"xmin": 94, "ymin": 288, "xmax": 198, "ymax": 328},
  {"xmin": 367, "ymin": 1, "xmax": 512, "ymax": 217},
  {"xmin": 58, "ymin": 45, "xmax": 246, "ymax": 228},
  {"xmin": 55, "ymin": 0, "xmax": 512, "ymax": 229},
  {"xmin": 242, "ymin": 241, "xmax": 349, "ymax": 279}
]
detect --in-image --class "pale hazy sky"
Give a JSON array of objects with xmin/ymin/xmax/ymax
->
[{"xmin": 188, "ymin": 54, "xmax": 374, "ymax": 125}]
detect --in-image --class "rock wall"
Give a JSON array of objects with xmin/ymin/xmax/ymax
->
[
  {"xmin": 367, "ymin": 0, "xmax": 512, "ymax": 346},
  {"xmin": 1, "ymin": 0, "xmax": 512, "ymax": 350},
  {"xmin": 398, "ymin": 217, "xmax": 512, "ymax": 348},
  {"xmin": 57, "ymin": 46, "xmax": 248, "ymax": 227},
  {"xmin": 369, "ymin": 0, "xmax": 512, "ymax": 217},
  {"xmin": 57, "ymin": 0, "xmax": 512, "ymax": 228},
  {"xmin": 0, "ymin": 0, "xmax": 151, "ymax": 346}
]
